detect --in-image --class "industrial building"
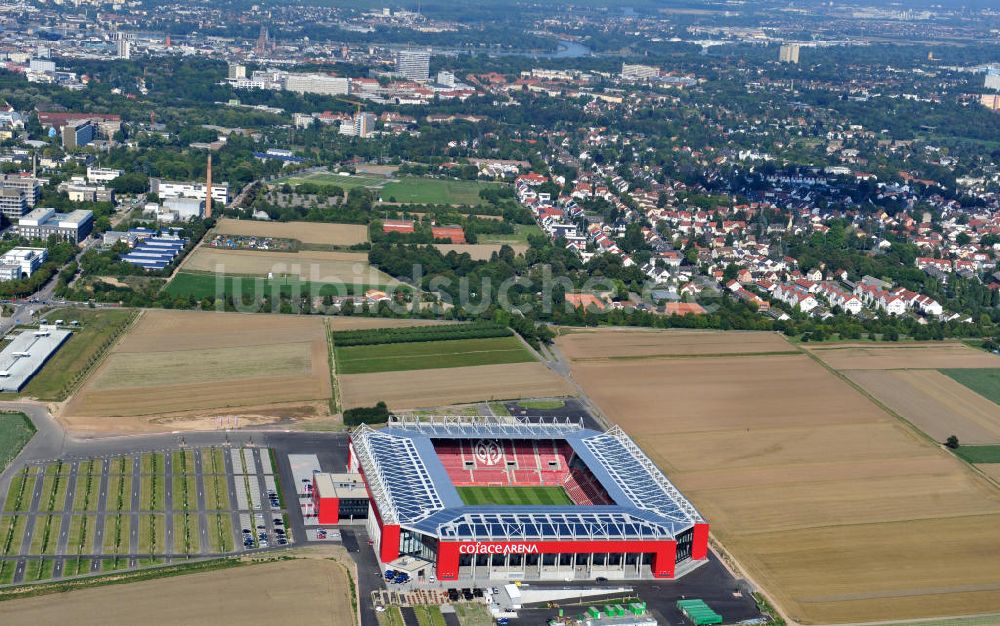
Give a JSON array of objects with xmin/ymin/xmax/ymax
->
[
  {"xmin": 121, "ymin": 229, "xmax": 187, "ymax": 270},
  {"xmin": 0, "ymin": 325, "xmax": 71, "ymax": 391},
  {"xmin": 0, "ymin": 247, "xmax": 47, "ymax": 281},
  {"xmin": 17, "ymin": 207, "xmax": 94, "ymax": 242},
  {"xmin": 150, "ymin": 178, "xmax": 229, "ymax": 205},
  {"xmin": 344, "ymin": 418, "xmax": 710, "ymax": 583}
]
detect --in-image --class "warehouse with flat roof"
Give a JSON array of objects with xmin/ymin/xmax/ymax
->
[{"xmin": 0, "ymin": 326, "xmax": 71, "ymax": 391}]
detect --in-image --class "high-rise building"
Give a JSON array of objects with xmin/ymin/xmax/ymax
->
[
  {"xmin": 355, "ymin": 112, "xmax": 376, "ymax": 138},
  {"xmin": 621, "ymin": 63, "xmax": 659, "ymax": 80},
  {"xmin": 985, "ymin": 68, "xmax": 1000, "ymax": 91},
  {"xmin": 0, "ymin": 188, "xmax": 27, "ymax": 219},
  {"xmin": 779, "ymin": 43, "xmax": 801, "ymax": 64},
  {"xmin": 228, "ymin": 63, "xmax": 247, "ymax": 80},
  {"xmin": 396, "ymin": 49, "xmax": 430, "ymax": 82},
  {"xmin": 62, "ymin": 119, "xmax": 95, "ymax": 150},
  {"xmin": 116, "ymin": 38, "xmax": 131, "ymax": 60}
]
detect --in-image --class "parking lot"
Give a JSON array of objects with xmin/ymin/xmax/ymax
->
[{"xmin": 0, "ymin": 446, "xmax": 289, "ymax": 584}]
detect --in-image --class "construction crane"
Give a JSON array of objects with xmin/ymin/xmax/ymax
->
[{"xmin": 335, "ymin": 96, "xmax": 364, "ymax": 116}]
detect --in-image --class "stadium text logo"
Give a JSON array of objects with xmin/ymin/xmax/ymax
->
[{"xmin": 458, "ymin": 543, "xmax": 540, "ymax": 555}]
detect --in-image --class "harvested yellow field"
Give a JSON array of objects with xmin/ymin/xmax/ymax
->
[
  {"xmin": 557, "ymin": 328, "xmax": 794, "ymax": 360},
  {"xmin": 847, "ymin": 369, "xmax": 1000, "ymax": 444},
  {"xmin": 63, "ymin": 310, "xmax": 331, "ymax": 424},
  {"xmin": 180, "ymin": 248, "xmax": 397, "ymax": 285},
  {"xmin": 433, "ymin": 243, "xmax": 529, "ymax": 260},
  {"xmin": 339, "ymin": 362, "xmax": 573, "ymax": 410},
  {"xmin": 214, "ymin": 217, "xmax": 368, "ymax": 246},
  {"xmin": 557, "ymin": 328, "xmax": 1000, "ymax": 624},
  {"xmin": 806, "ymin": 342, "xmax": 1000, "ymax": 370},
  {"xmin": 0, "ymin": 560, "xmax": 355, "ymax": 626},
  {"xmin": 978, "ymin": 464, "xmax": 1000, "ymax": 483}
]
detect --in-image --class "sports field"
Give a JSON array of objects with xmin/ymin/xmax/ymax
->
[
  {"xmin": 557, "ymin": 328, "xmax": 1000, "ymax": 625},
  {"xmin": 213, "ymin": 217, "xmax": 368, "ymax": 246},
  {"xmin": 62, "ymin": 310, "xmax": 333, "ymax": 430},
  {"xmin": 334, "ymin": 336, "xmax": 535, "ymax": 374},
  {"xmin": 281, "ymin": 172, "xmax": 503, "ymax": 206},
  {"xmin": 282, "ymin": 171, "xmax": 385, "ymax": 190},
  {"xmin": 379, "ymin": 177, "xmax": 502, "ymax": 205},
  {"xmin": 457, "ymin": 485, "xmax": 573, "ymax": 506}
]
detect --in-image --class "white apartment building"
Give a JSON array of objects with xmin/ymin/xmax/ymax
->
[
  {"xmin": 149, "ymin": 178, "xmax": 229, "ymax": 205},
  {"xmin": 86, "ymin": 167, "xmax": 123, "ymax": 183},
  {"xmin": 396, "ymin": 49, "xmax": 430, "ymax": 82},
  {"xmin": 0, "ymin": 247, "xmax": 47, "ymax": 281},
  {"xmin": 283, "ymin": 73, "xmax": 349, "ymax": 96}
]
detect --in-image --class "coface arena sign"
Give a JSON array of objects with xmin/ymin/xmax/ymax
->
[{"xmin": 458, "ymin": 543, "xmax": 540, "ymax": 555}]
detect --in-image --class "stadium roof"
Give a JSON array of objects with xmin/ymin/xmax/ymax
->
[{"xmin": 351, "ymin": 418, "xmax": 704, "ymax": 543}]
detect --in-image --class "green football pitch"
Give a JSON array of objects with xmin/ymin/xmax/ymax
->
[{"xmin": 457, "ymin": 485, "xmax": 574, "ymax": 506}]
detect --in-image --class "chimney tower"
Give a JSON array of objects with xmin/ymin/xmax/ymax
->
[{"xmin": 205, "ymin": 155, "xmax": 213, "ymax": 219}]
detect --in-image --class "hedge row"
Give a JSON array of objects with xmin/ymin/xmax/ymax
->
[
  {"xmin": 343, "ymin": 402, "xmax": 390, "ymax": 426},
  {"xmin": 331, "ymin": 322, "xmax": 511, "ymax": 347}
]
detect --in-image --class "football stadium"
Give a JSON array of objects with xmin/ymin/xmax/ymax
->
[{"xmin": 346, "ymin": 417, "xmax": 709, "ymax": 583}]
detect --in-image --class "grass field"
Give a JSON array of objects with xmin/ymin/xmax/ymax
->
[
  {"xmin": 413, "ymin": 606, "xmax": 447, "ymax": 626},
  {"xmin": 335, "ymin": 336, "xmax": 535, "ymax": 374},
  {"xmin": 558, "ymin": 327, "xmax": 1000, "ymax": 624},
  {"xmin": 0, "ymin": 412, "xmax": 35, "ymax": 470},
  {"xmin": 379, "ymin": 177, "xmax": 502, "ymax": 205},
  {"xmin": 517, "ymin": 399, "xmax": 566, "ymax": 410},
  {"xmin": 954, "ymin": 445, "xmax": 1000, "ymax": 464},
  {"xmin": 941, "ymin": 369, "xmax": 1000, "ymax": 405},
  {"xmin": 457, "ymin": 485, "xmax": 573, "ymax": 506},
  {"xmin": 62, "ymin": 310, "xmax": 332, "ymax": 430},
  {"xmin": 20, "ymin": 308, "xmax": 134, "ymax": 401},
  {"xmin": 479, "ymin": 224, "xmax": 543, "ymax": 245}
]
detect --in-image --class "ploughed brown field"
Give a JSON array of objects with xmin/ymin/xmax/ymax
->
[
  {"xmin": 556, "ymin": 328, "xmax": 796, "ymax": 360},
  {"xmin": 557, "ymin": 328, "xmax": 1000, "ymax": 624},
  {"xmin": 338, "ymin": 362, "xmax": 573, "ymax": 410},
  {"xmin": 803, "ymin": 341, "xmax": 999, "ymax": 370},
  {"xmin": 846, "ymin": 369, "xmax": 1000, "ymax": 444},
  {"xmin": 0, "ymin": 560, "xmax": 355, "ymax": 625},
  {"xmin": 213, "ymin": 217, "xmax": 368, "ymax": 246},
  {"xmin": 179, "ymin": 248, "xmax": 397, "ymax": 285},
  {"xmin": 62, "ymin": 310, "xmax": 333, "ymax": 429}
]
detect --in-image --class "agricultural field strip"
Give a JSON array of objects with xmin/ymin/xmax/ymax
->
[{"xmin": 334, "ymin": 336, "xmax": 535, "ymax": 374}]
